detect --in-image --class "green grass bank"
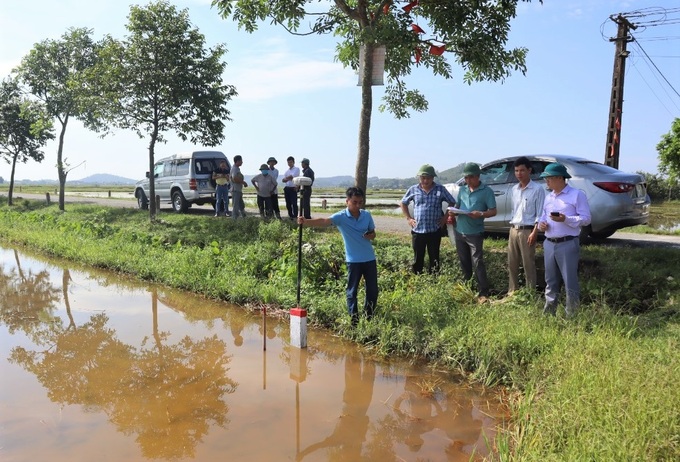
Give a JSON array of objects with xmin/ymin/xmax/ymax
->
[{"xmin": 0, "ymin": 198, "xmax": 678, "ymax": 461}]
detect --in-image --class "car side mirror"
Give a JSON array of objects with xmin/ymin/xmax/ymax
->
[{"xmin": 145, "ymin": 172, "xmax": 150, "ymax": 178}]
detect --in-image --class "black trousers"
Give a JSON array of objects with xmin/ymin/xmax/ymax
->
[
  {"xmin": 284, "ymin": 186, "xmax": 298, "ymax": 218},
  {"xmin": 411, "ymin": 231, "xmax": 442, "ymax": 274}
]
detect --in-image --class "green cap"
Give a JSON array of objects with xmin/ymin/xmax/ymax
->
[
  {"xmin": 463, "ymin": 163, "xmax": 481, "ymax": 176},
  {"xmin": 540, "ymin": 162, "xmax": 571, "ymax": 179},
  {"xmin": 417, "ymin": 164, "xmax": 436, "ymax": 177}
]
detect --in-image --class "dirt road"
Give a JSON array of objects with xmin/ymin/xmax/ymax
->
[{"xmin": 10, "ymin": 192, "xmax": 680, "ymax": 249}]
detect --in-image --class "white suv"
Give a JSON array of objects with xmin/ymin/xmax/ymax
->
[{"xmin": 134, "ymin": 151, "xmax": 231, "ymax": 213}]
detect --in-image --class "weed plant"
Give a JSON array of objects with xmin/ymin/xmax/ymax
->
[{"xmin": 0, "ymin": 199, "xmax": 678, "ymax": 461}]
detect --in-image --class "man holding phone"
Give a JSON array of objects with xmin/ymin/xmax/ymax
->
[
  {"xmin": 298, "ymin": 187, "xmax": 377, "ymax": 325},
  {"xmin": 538, "ymin": 163, "xmax": 591, "ymax": 317}
]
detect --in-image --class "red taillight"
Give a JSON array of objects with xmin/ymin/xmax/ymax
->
[
  {"xmin": 189, "ymin": 179, "xmax": 197, "ymax": 190},
  {"xmin": 593, "ymin": 182, "xmax": 635, "ymax": 193}
]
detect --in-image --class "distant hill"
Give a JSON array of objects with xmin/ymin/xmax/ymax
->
[
  {"xmin": 69, "ymin": 174, "xmax": 137, "ymax": 185},
  {"xmin": 9, "ymin": 165, "xmax": 470, "ymax": 188}
]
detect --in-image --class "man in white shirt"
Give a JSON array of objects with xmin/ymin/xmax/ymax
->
[
  {"xmin": 281, "ymin": 156, "xmax": 300, "ymax": 219},
  {"xmin": 538, "ymin": 162, "xmax": 591, "ymax": 317},
  {"xmin": 507, "ymin": 157, "xmax": 545, "ymax": 295},
  {"xmin": 267, "ymin": 156, "xmax": 282, "ymax": 219}
]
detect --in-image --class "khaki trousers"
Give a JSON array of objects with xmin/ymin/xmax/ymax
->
[{"xmin": 508, "ymin": 228, "xmax": 537, "ymax": 292}]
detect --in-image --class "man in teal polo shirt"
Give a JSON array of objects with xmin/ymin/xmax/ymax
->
[{"xmin": 454, "ymin": 163, "xmax": 497, "ymax": 300}]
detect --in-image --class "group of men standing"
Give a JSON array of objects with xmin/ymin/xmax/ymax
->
[
  {"xmin": 400, "ymin": 158, "xmax": 591, "ymax": 317},
  {"xmin": 212, "ymin": 155, "xmax": 315, "ymax": 220}
]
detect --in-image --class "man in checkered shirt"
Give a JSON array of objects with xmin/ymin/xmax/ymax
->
[{"xmin": 400, "ymin": 164, "xmax": 457, "ymax": 274}]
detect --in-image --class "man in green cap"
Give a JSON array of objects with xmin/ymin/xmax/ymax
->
[
  {"xmin": 537, "ymin": 162, "xmax": 591, "ymax": 317},
  {"xmin": 400, "ymin": 164, "xmax": 457, "ymax": 274},
  {"xmin": 453, "ymin": 162, "xmax": 497, "ymax": 300}
]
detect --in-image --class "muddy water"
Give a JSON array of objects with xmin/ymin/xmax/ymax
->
[{"xmin": 0, "ymin": 247, "xmax": 507, "ymax": 462}]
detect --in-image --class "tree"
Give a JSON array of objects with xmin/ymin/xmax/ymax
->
[
  {"xmin": 657, "ymin": 117, "xmax": 680, "ymax": 200},
  {"xmin": 14, "ymin": 27, "xmax": 102, "ymax": 211},
  {"xmin": 95, "ymin": 0, "xmax": 237, "ymax": 221},
  {"xmin": 0, "ymin": 78, "xmax": 54, "ymax": 205},
  {"xmin": 213, "ymin": 0, "xmax": 540, "ymax": 194}
]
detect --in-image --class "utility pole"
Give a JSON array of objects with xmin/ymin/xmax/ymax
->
[{"xmin": 604, "ymin": 14, "xmax": 637, "ymax": 169}]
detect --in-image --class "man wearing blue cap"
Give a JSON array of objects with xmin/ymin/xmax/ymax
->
[{"xmin": 537, "ymin": 162, "xmax": 591, "ymax": 317}]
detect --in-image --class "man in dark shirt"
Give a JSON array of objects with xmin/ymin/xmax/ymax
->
[{"xmin": 301, "ymin": 158, "xmax": 315, "ymax": 219}]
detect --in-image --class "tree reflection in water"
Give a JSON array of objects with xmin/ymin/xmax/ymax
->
[{"xmin": 5, "ymin": 255, "xmax": 238, "ymax": 460}]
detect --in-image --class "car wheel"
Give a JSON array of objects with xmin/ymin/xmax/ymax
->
[
  {"xmin": 172, "ymin": 191, "xmax": 188, "ymax": 213},
  {"xmin": 136, "ymin": 190, "xmax": 149, "ymax": 210},
  {"xmin": 579, "ymin": 225, "xmax": 593, "ymax": 244}
]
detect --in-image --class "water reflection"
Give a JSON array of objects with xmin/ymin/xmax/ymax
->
[{"xmin": 0, "ymin": 247, "xmax": 505, "ymax": 461}]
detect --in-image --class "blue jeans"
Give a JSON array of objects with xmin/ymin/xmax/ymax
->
[
  {"xmin": 215, "ymin": 184, "xmax": 230, "ymax": 215},
  {"xmin": 543, "ymin": 238, "xmax": 580, "ymax": 317},
  {"xmin": 346, "ymin": 260, "xmax": 378, "ymax": 320}
]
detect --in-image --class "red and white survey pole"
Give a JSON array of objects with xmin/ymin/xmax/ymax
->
[{"xmin": 291, "ymin": 176, "xmax": 312, "ymax": 349}]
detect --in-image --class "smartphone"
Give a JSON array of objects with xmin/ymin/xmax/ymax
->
[
  {"xmin": 364, "ymin": 229, "xmax": 374, "ymax": 236},
  {"xmin": 550, "ymin": 211, "xmax": 560, "ymax": 217}
]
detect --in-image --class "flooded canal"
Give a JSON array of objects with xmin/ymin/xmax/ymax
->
[{"xmin": 0, "ymin": 246, "xmax": 506, "ymax": 461}]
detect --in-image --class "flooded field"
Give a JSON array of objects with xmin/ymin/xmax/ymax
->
[{"xmin": 0, "ymin": 246, "xmax": 507, "ymax": 461}]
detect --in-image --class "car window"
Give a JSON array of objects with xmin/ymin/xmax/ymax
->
[
  {"xmin": 153, "ymin": 162, "xmax": 164, "ymax": 178},
  {"xmin": 480, "ymin": 162, "xmax": 512, "ymax": 185},
  {"xmin": 163, "ymin": 161, "xmax": 174, "ymax": 177},
  {"xmin": 195, "ymin": 159, "xmax": 217, "ymax": 175},
  {"xmin": 175, "ymin": 159, "xmax": 190, "ymax": 176},
  {"xmin": 530, "ymin": 161, "xmax": 548, "ymax": 180}
]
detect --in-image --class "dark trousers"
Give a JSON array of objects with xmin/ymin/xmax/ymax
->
[
  {"xmin": 284, "ymin": 186, "xmax": 298, "ymax": 218},
  {"xmin": 270, "ymin": 193, "xmax": 281, "ymax": 218},
  {"xmin": 411, "ymin": 231, "xmax": 442, "ymax": 274},
  {"xmin": 346, "ymin": 260, "xmax": 378, "ymax": 320},
  {"xmin": 302, "ymin": 187, "xmax": 312, "ymax": 219},
  {"xmin": 454, "ymin": 231, "xmax": 490, "ymax": 296},
  {"xmin": 256, "ymin": 195, "xmax": 273, "ymax": 218}
]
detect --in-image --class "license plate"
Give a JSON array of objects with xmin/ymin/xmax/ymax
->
[{"xmin": 199, "ymin": 180, "xmax": 208, "ymax": 189}]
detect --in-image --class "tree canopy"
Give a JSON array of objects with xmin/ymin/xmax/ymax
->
[
  {"xmin": 14, "ymin": 27, "xmax": 102, "ymax": 211},
  {"xmin": 0, "ymin": 78, "xmax": 54, "ymax": 205},
  {"xmin": 657, "ymin": 117, "xmax": 680, "ymax": 181},
  {"xmin": 213, "ymin": 0, "xmax": 540, "ymax": 193},
  {"xmin": 95, "ymin": 0, "xmax": 237, "ymax": 220}
]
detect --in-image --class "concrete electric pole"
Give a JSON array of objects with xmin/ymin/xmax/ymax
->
[{"xmin": 604, "ymin": 14, "xmax": 637, "ymax": 169}]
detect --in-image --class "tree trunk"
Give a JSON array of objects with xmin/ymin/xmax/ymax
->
[
  {"xmin": 8, "ymin": 152, "xmax": 18, "ymax": 206},
  {"xmin": 355, "ymin": 42, "xmax": 374, "ymax": 196},
  {"xmin": 57, "ymin": 118, "xmax": 68, "ymax": 211},
  {"xmin": 148, "ymin": 128, "xmax": 159, "ymax": 222}
]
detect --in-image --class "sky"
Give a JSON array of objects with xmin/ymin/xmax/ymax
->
[{"xmin": 1, "ymin": 0, "xmax": 679, "ymax": 181}]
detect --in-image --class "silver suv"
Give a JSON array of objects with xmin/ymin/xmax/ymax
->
[{"xmin": 134, "ymin": 151, "xmax": 231, "ymax": 213}]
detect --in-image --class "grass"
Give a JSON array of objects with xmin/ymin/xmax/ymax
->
[{"xmin": 0, "ymin": 196, "xmax": 678, "ymax": 461}]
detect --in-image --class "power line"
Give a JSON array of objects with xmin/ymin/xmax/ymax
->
[{"xmin": 630, "ymin": 33, "xmax": 680, "ymax": 101}]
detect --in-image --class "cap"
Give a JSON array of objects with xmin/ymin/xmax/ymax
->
[
  {"xmin": 540, "ymin": 162, "xmax": 571, "ymax": 179},
  {"xmin": 259, "ymin": 163, "xmax": 269, "ymax": 171},
  {"xmin": 417, "ymin": 164, "xmax": 436, "ymax": 177},
  {"xmin": 463, "ymin": 163, "xmax": 481, "ymax": 176},
  {"xmin": 267, "ymin": 157, "xmax": 277, "ymax": 164}
]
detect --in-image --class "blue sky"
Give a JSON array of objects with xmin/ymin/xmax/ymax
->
[{"xmin": 1, "ymin": 0, "xmax": 678, "ymax": 181}]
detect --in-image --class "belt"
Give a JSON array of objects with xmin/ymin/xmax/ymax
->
[
  {"xmin": 546, "ymin": 235, "xmax": 577, "ymax": 243},
  {"xmin": 511, "ymin": 225, "xmax": 535, "ymax": 230}
]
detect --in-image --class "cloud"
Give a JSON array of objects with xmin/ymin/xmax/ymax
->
[{"xmin": 227, "ymin": 39, "xmax": 356, "ymax": 101}]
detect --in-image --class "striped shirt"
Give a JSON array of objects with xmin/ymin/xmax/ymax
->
[{"xmin": 401, "ymin": 183, "xmax": 456, "ymax": 234}]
